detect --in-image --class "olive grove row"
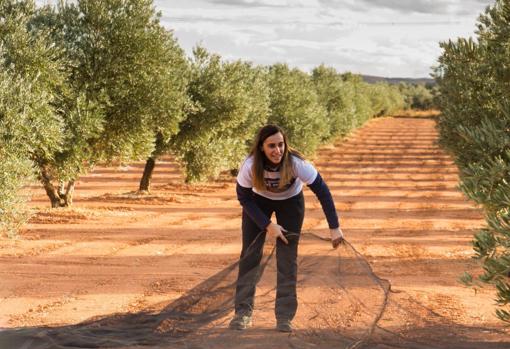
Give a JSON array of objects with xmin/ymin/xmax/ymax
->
[
  {"xmin": 435, "ymin": 0, "xmax": 510, "ymax": 322},
  {"xmin": 0, "ymin": 0, "xmax": 423, "ymax": 236}
]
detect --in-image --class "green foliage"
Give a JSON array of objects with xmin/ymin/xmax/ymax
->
[
  {"xmin": 268, "ymin": 63, "xmax": 328, "ymax": 155},
  {"xmin": 398, "ymin": 83, "xmax": 437, "ymax": 110},
  {"xmin": 0, "ymin": 0, "xmax": 409, "ymax": 227},
  {"xmin": 311, "ymin": 65, "xmax": 356, "ymax": 140},
  {"xmin": 0, "ymin": 0, "xmax": 64, "ymax": 234},
  {"xmin": 173, "ymin": 46, "xmax": 269, "ymax": 182},
  {"xmin": 0, "ymin": 71, "xmax": 39, "ymax": 237},
  {"xmin": 51, "ymin": 0, "xmax": 188, "ymax": 163},
  {"xmin": 434, "ymin": 0, "xmax": 510, "ymax": 322},
  {"xmin": 147, "ymin": 30, "xmax": 191, "ymax": 158},
  {"xmin": 1, "ymin": 0, "xmax": 190, "ymax": 215},
  {"xmin": 175, "ymin": 61, "xmax": 407, "ymax": 183},
  {"xmin": 341, "ymin": 73, "xmax": 378, "ymax": 127},
  {"xmin": 0, "ymin": 0, "xmax": 64, "ymax": 158},
  {"xmin": 365, "ymin": 82, "xmax": 405, "ymax": 117},
  {"xmin": 26, "ymin": 0, "xmax": 189, "ymax": 205},
  {"xmin": 311, "ymin": 65, "xmax": 404, "ymax": 142}
]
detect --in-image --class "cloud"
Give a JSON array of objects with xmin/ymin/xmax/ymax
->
[
  {"xmin": 161, "ymin": 0, "xmax": 495, "ymax": 77},
  {"xmin": 319, "ymin": 0, "xmax": 492, "ymax": 15},
  {"xmin": 199, "ymin": 0, "xmax": 332, "ymax": 8},
  {"xmin": 202, "ymin": 0, "xmax": 290, "ymax": 8},
  {"xmin": 170, "ymin": 19, "xmax": 443, "ymax": 77},
  {"xmin": 34, "ymin": 0, "xmax": 492, "ymax": 78}
]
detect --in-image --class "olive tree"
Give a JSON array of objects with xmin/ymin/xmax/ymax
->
[
  {"xmin": 398, "ymin": 83, "xmax": 436, "ymax": 110},
  {"xmin": 172, "ymin": 46, "xmax": 270, "ymax": 182},
  {"xmin": 32, "ymin": 0, "xmax": 189, "ymax": 204},
  {"xmin": 137, "ymin": 31, "xmax": 191, "ymax": 192},
  {"xmin": 0, "ymin": 0, "xmax": 64, "ymax": 233},
  {"xmin": 311, "ymin": 64, "xmax": 357, "ymax": 141},
  {"xmin": 435, "ymin": 0, "xmax": 510, "ymax": 322},
  {"xmin": 268, "ymin": 63, "xmax": 328, "ymax": 155}
]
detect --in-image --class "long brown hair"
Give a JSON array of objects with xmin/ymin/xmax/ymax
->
[{"xmin": 249, "ymin": 125, "xmax": 303, "ymax": 191}]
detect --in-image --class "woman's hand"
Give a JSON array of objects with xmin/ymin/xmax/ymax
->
[
  {"xmin": 266, "ymin": 222, "xmax": 289, "ymax": 244},
  {"xmin": 330, "ymin": 227, "xmax": 344, "ymax": 248}
]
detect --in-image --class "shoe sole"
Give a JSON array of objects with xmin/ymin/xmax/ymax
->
[
  {"xmin": 276, "ymin": 322, "xmax": 292, "ymax": 332},
  {"xmin": 277, "ymin": 327, "xmax": 292, "ymax": 332},
  {"xmin": 229, "ymin": 321, "xmax": 252, "ymax": 330}
]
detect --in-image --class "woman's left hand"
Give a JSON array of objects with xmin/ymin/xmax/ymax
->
[{"xmin": 330, "ymin": 227, "xmax": 344, "ymax": 248}]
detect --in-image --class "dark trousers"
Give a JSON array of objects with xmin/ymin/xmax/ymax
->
[{"xmin": 234, "ymin": 191, "xmax": 305, "ymax": 321}]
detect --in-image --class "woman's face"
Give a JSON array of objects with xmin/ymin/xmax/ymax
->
[{"xmin": 261, "ymin": 132, "xmax": 285, "ymax": 165}]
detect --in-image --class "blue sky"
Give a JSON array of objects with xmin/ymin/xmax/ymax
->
[{"xmin": 155, "ymin": 0, "xmax": 494, "ymax": 78}]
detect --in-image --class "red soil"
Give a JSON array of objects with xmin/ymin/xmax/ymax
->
[{"xmin": 1, "ymin": 113, "xmax": 508, "ymax": 348}]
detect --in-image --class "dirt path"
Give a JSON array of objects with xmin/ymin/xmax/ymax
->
[{"xmin": 1, "ymin": 113, "xmax": 509, "ymax": 348}]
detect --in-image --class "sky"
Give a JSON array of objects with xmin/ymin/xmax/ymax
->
[
  {"xmin": 155, "ymin": 0, "xmax": 494, "ymax": 78},
  {"xmin": 34, "ymin": 0, "xmax": 495, "ymax": 78}
]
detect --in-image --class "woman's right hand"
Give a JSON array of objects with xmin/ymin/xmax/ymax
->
[
  {"xmin": 266, "ymin": 222, "xmax": 289, "ymax": 244},
  {"xmin": 330, "ymin": 227, "xmax": 345, "ymax": 248}
]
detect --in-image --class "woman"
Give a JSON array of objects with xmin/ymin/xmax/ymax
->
[{"xmin": 230, "ymin": 124, "xmax": 344, "ymax": 332}]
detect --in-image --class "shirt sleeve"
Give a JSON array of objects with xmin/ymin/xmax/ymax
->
[
  {"xmin": 236, "ymin": 156, "xmax": 253, "ymax": 188},
  {"xmin": 235, "ymin": 156, "xmax": 271, "ymax": 230},
  {"xmin": 307, "ymin": 172, "xmax": 340, "ymax": 229},
  {"xmin": 293, "ymin": 156, "xmax": 318, "ymax": 185},
  {"xmin": 236, "ymin": 183, "xmax": 271, "ymax": 230}
]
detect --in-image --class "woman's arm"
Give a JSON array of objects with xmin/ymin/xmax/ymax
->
[
  {"xmin": 308, "ymin": 172, "xmax": 345, "ymax": 247},
  {"xmin": 307, "ymin": 172, "xmax": 339, "ymax": 229},
  {"xmin": 236, "ymin": 183, "xmax": 271, "ymax": 230},
  {"xmin": 236, "ymin": 183, "xmax": 289, "ymax": 244}
]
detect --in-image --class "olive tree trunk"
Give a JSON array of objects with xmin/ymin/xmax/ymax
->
[
  {"xmin": 139, "ymin": 131, "xmax": 165, "ymax": 192},
  {"xmin": 139, "ymin": 156, "xmax": 156, "ymax": 192},
  {"xmin": 39, "ymin": 163, "xmax": 75, "ymax": 208}
]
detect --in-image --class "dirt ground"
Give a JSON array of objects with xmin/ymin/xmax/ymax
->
[{"xmin": 1, "ymin": 112, "xmax": 509, "ymax": 349}]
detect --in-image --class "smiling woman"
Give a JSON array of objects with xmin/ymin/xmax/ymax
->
[
  {"xmin": 230, "ymin": 124, "xmax": 344, "ymax": 332},
  {"xmin": 261, "ymin": 132, "xmax": 285, "ymax": 165}
]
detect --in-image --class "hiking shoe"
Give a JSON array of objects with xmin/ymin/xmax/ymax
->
[
  {"xmin": 229, "ymin": 314, "xmax": 252, "ymax": 330},
  {"xmin": 276, "ymin": 319, "xmax": 293, "ymax": 332}
]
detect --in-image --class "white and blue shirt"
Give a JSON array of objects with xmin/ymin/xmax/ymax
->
[
  {"xmin": 237, "ymin": 155, "xmax": 317, "ymax": 200},
  {"xmin": 236, "ymin": 154, "xmax": 340, "ymax": 230}
]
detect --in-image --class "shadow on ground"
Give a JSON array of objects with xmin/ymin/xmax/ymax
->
[{"xmin": 1, "ymin": 234, "xmax": 508, "ymax": 349}]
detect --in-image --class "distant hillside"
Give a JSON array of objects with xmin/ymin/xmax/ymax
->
[{"xmin": 361, "ymin": 75, "xmax": 435, "ymax": 85}]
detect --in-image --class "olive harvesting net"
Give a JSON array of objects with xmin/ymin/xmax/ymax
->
[{"xmin": 0, "ymin": 231, "xmax": 500, "ymax": 349}]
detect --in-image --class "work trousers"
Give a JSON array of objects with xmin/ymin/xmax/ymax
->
[{"xmin": 234, "ymin": 191, "xmax": 305, "ymax": 321}]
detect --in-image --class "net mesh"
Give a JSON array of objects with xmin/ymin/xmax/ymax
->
[{"xmin": 0, "ymin": 231, "xmax": 507, "ymax": 349}]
